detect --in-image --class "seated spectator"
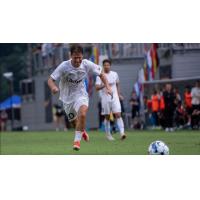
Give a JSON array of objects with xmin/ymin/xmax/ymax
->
[
  {"xmin": 191, "ymin": 108, "xmax": 200, "ymax": 130},
  {"xmin": 175, "ymin": 102, "xmax": 187, "ymax": 129}
]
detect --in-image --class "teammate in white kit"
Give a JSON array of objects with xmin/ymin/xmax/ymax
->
[
  {"xmin": 95, "ymin": 59, "xmax": 126, "ymax": 141},
  {"xmin": 48, "ymin": 45, "xmax": 112, "ymax": 150}
]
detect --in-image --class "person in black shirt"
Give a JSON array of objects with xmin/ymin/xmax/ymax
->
[
  {"xmin": 130, "ymin": 91, "xmax": 140, "ymax": 129},
  {"xmin": 163, "ymin": 84, "xmax": 176, "ymax": 132}
]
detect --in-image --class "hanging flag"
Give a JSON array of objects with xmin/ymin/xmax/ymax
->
[
  {"xmin": 147, "ymin": 50, "xmax": 153, "ymax": 81},
  {"xmin": 150, "ymin": 47, "xmax": 155, "ymax": 79},
  {"xmin": 93, "ymin": 46, "xmax": 99, "ymax": 64},
  {"xmin": 151, "ymin": 43, "xmax": 159, "ymax": 78},
  {"xmin": 138, "ymin": 68, "xmax": 145, "ymax": 84},
  {"xmin": 134, "ymin": 81, "xmax": 140, "ymax": 97}
]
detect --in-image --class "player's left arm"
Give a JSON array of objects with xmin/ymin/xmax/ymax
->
[{"xmin": 86, "ymin": 59, "xmax": 112, "ymax": 97}]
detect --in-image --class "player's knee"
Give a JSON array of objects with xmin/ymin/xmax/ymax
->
[{"xmin": 79, "ymin": 111, "xmax": 87, "ymax": 119}]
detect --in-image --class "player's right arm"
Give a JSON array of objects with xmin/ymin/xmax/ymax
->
[
  {"xmin": 48, "ymin": 61, "xmax": 65, "ymax": 94},
  {"xmin": 48, "ymin": 77, "xmax": 59, "ymax": 94}
]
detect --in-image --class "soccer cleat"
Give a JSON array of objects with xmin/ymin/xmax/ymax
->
[
  {"xmin": 82, "ymin": 130, "xmax": 89, "ymax": 142},
  {"xmin": 120, "ymin": 134, "xmax": 127, "ymax": 140},
  {"xmin": 73, "ymin": 141, "xmax": 80, "ymax": 151},
  {"xmin": 106, "ymin": 134, "xmax": 115, "ymax": 141}
]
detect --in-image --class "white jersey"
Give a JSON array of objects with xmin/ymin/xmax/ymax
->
[
  {"xmin": 95, "ymin": 71, "xmax": 119, "ymax": 102},
  {"xmin": 51, "ymin": 59, "xmax": 102, "ymax": 104},
  {"xmin": 191, "ymin": 87, "xmax": 200, "ymax": 105}
]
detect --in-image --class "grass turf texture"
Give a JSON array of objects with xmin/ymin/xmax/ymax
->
[{"xmin": 0, "ymin": 130, "xmax": 200, "ymax": 155}]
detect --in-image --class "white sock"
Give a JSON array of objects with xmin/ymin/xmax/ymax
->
[
  {"xmin": 104, "ymin": 119, "xmax": 111, "ymax": 135},
  {"xmin": 116, "ymin": 117, "xmax": 125, "ymax": 135},
  {"xmin": 74, "ymin": 131, "xmax": 82, "ymax": 142}
]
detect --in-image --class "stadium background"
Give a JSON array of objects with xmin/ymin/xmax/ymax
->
[{"xmin": 0, "ymin": 43, "xmax": 200, "ymax": 131}]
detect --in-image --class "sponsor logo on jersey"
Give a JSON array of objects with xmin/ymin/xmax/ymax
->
[{"xmin": 66, "ymin": 77, "xmax": 82, "ymax": 84}]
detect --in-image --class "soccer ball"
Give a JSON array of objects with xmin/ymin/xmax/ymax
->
[{"xmin": 148, "ymin": 140, "xmax": 169, "ymax": 155}]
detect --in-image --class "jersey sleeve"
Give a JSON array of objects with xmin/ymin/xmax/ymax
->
[
  {"xmin": 85, "ymin": 59, "xmax": 102, "ymax": 76},
  {"xmin": 95, "ymin": 76, "xmax": 102, "ymax": 85},
  {"xmin": 50, "ymin": 62, "xmax": 65, "ymax": 80},
  {"xmin": 115, "ymin": 72, "xmax": 120, "ymax": 83}
]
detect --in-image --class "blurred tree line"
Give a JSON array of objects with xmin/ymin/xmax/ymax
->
[{"xmin": 0, "ymin": 44, "xmax": 28, "ymax": 102}]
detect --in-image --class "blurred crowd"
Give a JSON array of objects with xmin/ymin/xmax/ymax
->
[
  {"xmin": 31, "ymin": 43, "xmax": 70, "ymax": 69},
  {"xmin": 130, "ymin": 80, "xmax": 200, "ymax": 131}
]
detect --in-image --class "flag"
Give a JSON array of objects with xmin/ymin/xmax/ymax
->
[
  {"xmin": 147, "ymin": 50, "xmax": 153, "ymax": 81},
  {"xmin": 93, "ymin": 46, "xmax": 99, "ymax": 64},
  {"xmin": 151, "ymin": 43, "xmax": 159, "ymax": 78},
  {"xmin": 143, "ymin": 54, "xmax": 148, "ymax": 81}
]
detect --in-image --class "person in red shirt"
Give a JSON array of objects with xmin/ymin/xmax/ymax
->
[
  {"xmin": 151, "ymin": 90, "xmax": 160, "ymax": 128},
  {"xmin": 184, "ymin": 86, "xmax": 192, "ymax": 125}
]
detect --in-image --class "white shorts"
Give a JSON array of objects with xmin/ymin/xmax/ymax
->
[
  {"xmin": 101, "ymin": 98, "xmax": 121, "ymax": 115},
  {"xmin": 63, "ymin": 97, "xmax": 89, "ymax": 122}
]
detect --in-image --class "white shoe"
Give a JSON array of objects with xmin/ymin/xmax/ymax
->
[
  {"xmin": 170, "ymin": 128, "xmax": 174, "ymax": 132},
  {"xmin": 106, "ymin": 134, "xmax": 115, "ymax": 141}
]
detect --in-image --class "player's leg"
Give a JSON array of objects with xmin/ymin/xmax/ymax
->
[
  {"xmin": 73, "ymin": 98, "xmax": 90, "ymax": 150},
  {"xmin": 104, "ymin": 114, "xmax": 115, "ymax": 140},
  {"xmin": 63, "ymin": 102, "xmax": 81, "ymax": 150},
  {"xmin": 72, "ymin": 105, "xmax": 88, "ymax": 150},
  {"xmin": 102, "ymin": 100, "xmax": 114, "ymax": 140},
  {"xmin": 76, "ymin": 105, "xmax": 88, "ymax": 131},
  {"xmin": 112, "ymin": 99, "xmax": 126, "ymax": 140},
  {"xmin": 114, "ymin": 112, "xmax": 126, "ymax": 140}
]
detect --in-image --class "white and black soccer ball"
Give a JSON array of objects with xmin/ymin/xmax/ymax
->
[{"xmin": 148, "ymin": 140, "xmax": 169, "ymax": 155}]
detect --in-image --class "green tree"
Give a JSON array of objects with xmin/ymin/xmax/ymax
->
[{"xmin": 0, "ymin": 44, "xmax": 28, "ymax": 102}]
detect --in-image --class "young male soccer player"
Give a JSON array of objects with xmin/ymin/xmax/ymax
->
[
  {"xmin": 48, "ymin": 45, "xmax": 112, "ymax": 150},
  {"xmin": 95, "ymin": 59, "xmax": 126, "ymax": 141}
]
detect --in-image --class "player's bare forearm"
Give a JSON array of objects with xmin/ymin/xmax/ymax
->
[
  {"xmin": 99, "ymin": 73, "xmax": 110, "ymax": 90},
  {"xmin": 99, "ymin": 73, "xmax": 113, "ymax": 97},
  {"xmin": 48, "ymin": 77, "xmax": 59, "ymax": 94},
  {"xmin": 95, "ymin": 84, "xmax": 105, "ymax": 91}
]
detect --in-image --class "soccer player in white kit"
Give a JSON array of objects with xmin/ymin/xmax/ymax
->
[
  {"xmin": 95, "ymin": 59, "xmax": 126, "ymax": 141},
  {"xmin": 48, "ymin": 45, "xmax": 112, "ymax": 150}
]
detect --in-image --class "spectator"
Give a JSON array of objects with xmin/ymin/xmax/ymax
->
[
  {"xmin": 119, "ymin": 94, "xmax": 125, "ymax": 123},
  {"xmin": 151, "ymin": 90, "xmax": 160, "ymax": 128},
  {"xmin": 129, "ymin": 91, "xmax": 140, "ymax": 129},
  {"xmin": 143, "ymin": 95, "xmax": 149, "ymax": 129},
  {"xmin": 158, "ymin": 89, "xmax": 166, "ymax": 129},
  {"xmin": 184, "ymin": 86, "xmax": 192, "ymax": 126},
  {"xmin": 163, "ymin": 84, "xmax": 176, "ymax": 132},
  {"xmin": 175, "ymin": 101, "xmax": 187, "ymax": 129},
  {"xmin": 173, "ymin": 87, "xmax": 182, "ymax": 105},
  {"xmin": 191, "ymin": 81, "xmax": 200, "ymax": 129},
  {"xmin": 42, "ymin": 43, "xmax": 53, "ymax": 67},
  {"xmin": 0, "ymin": 110, "xmax": 8, "ymax": 132}
]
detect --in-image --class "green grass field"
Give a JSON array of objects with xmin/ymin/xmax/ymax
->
[{"xmin": 1, "ymin": 130, "xmax": 200, "ymax": 155}]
